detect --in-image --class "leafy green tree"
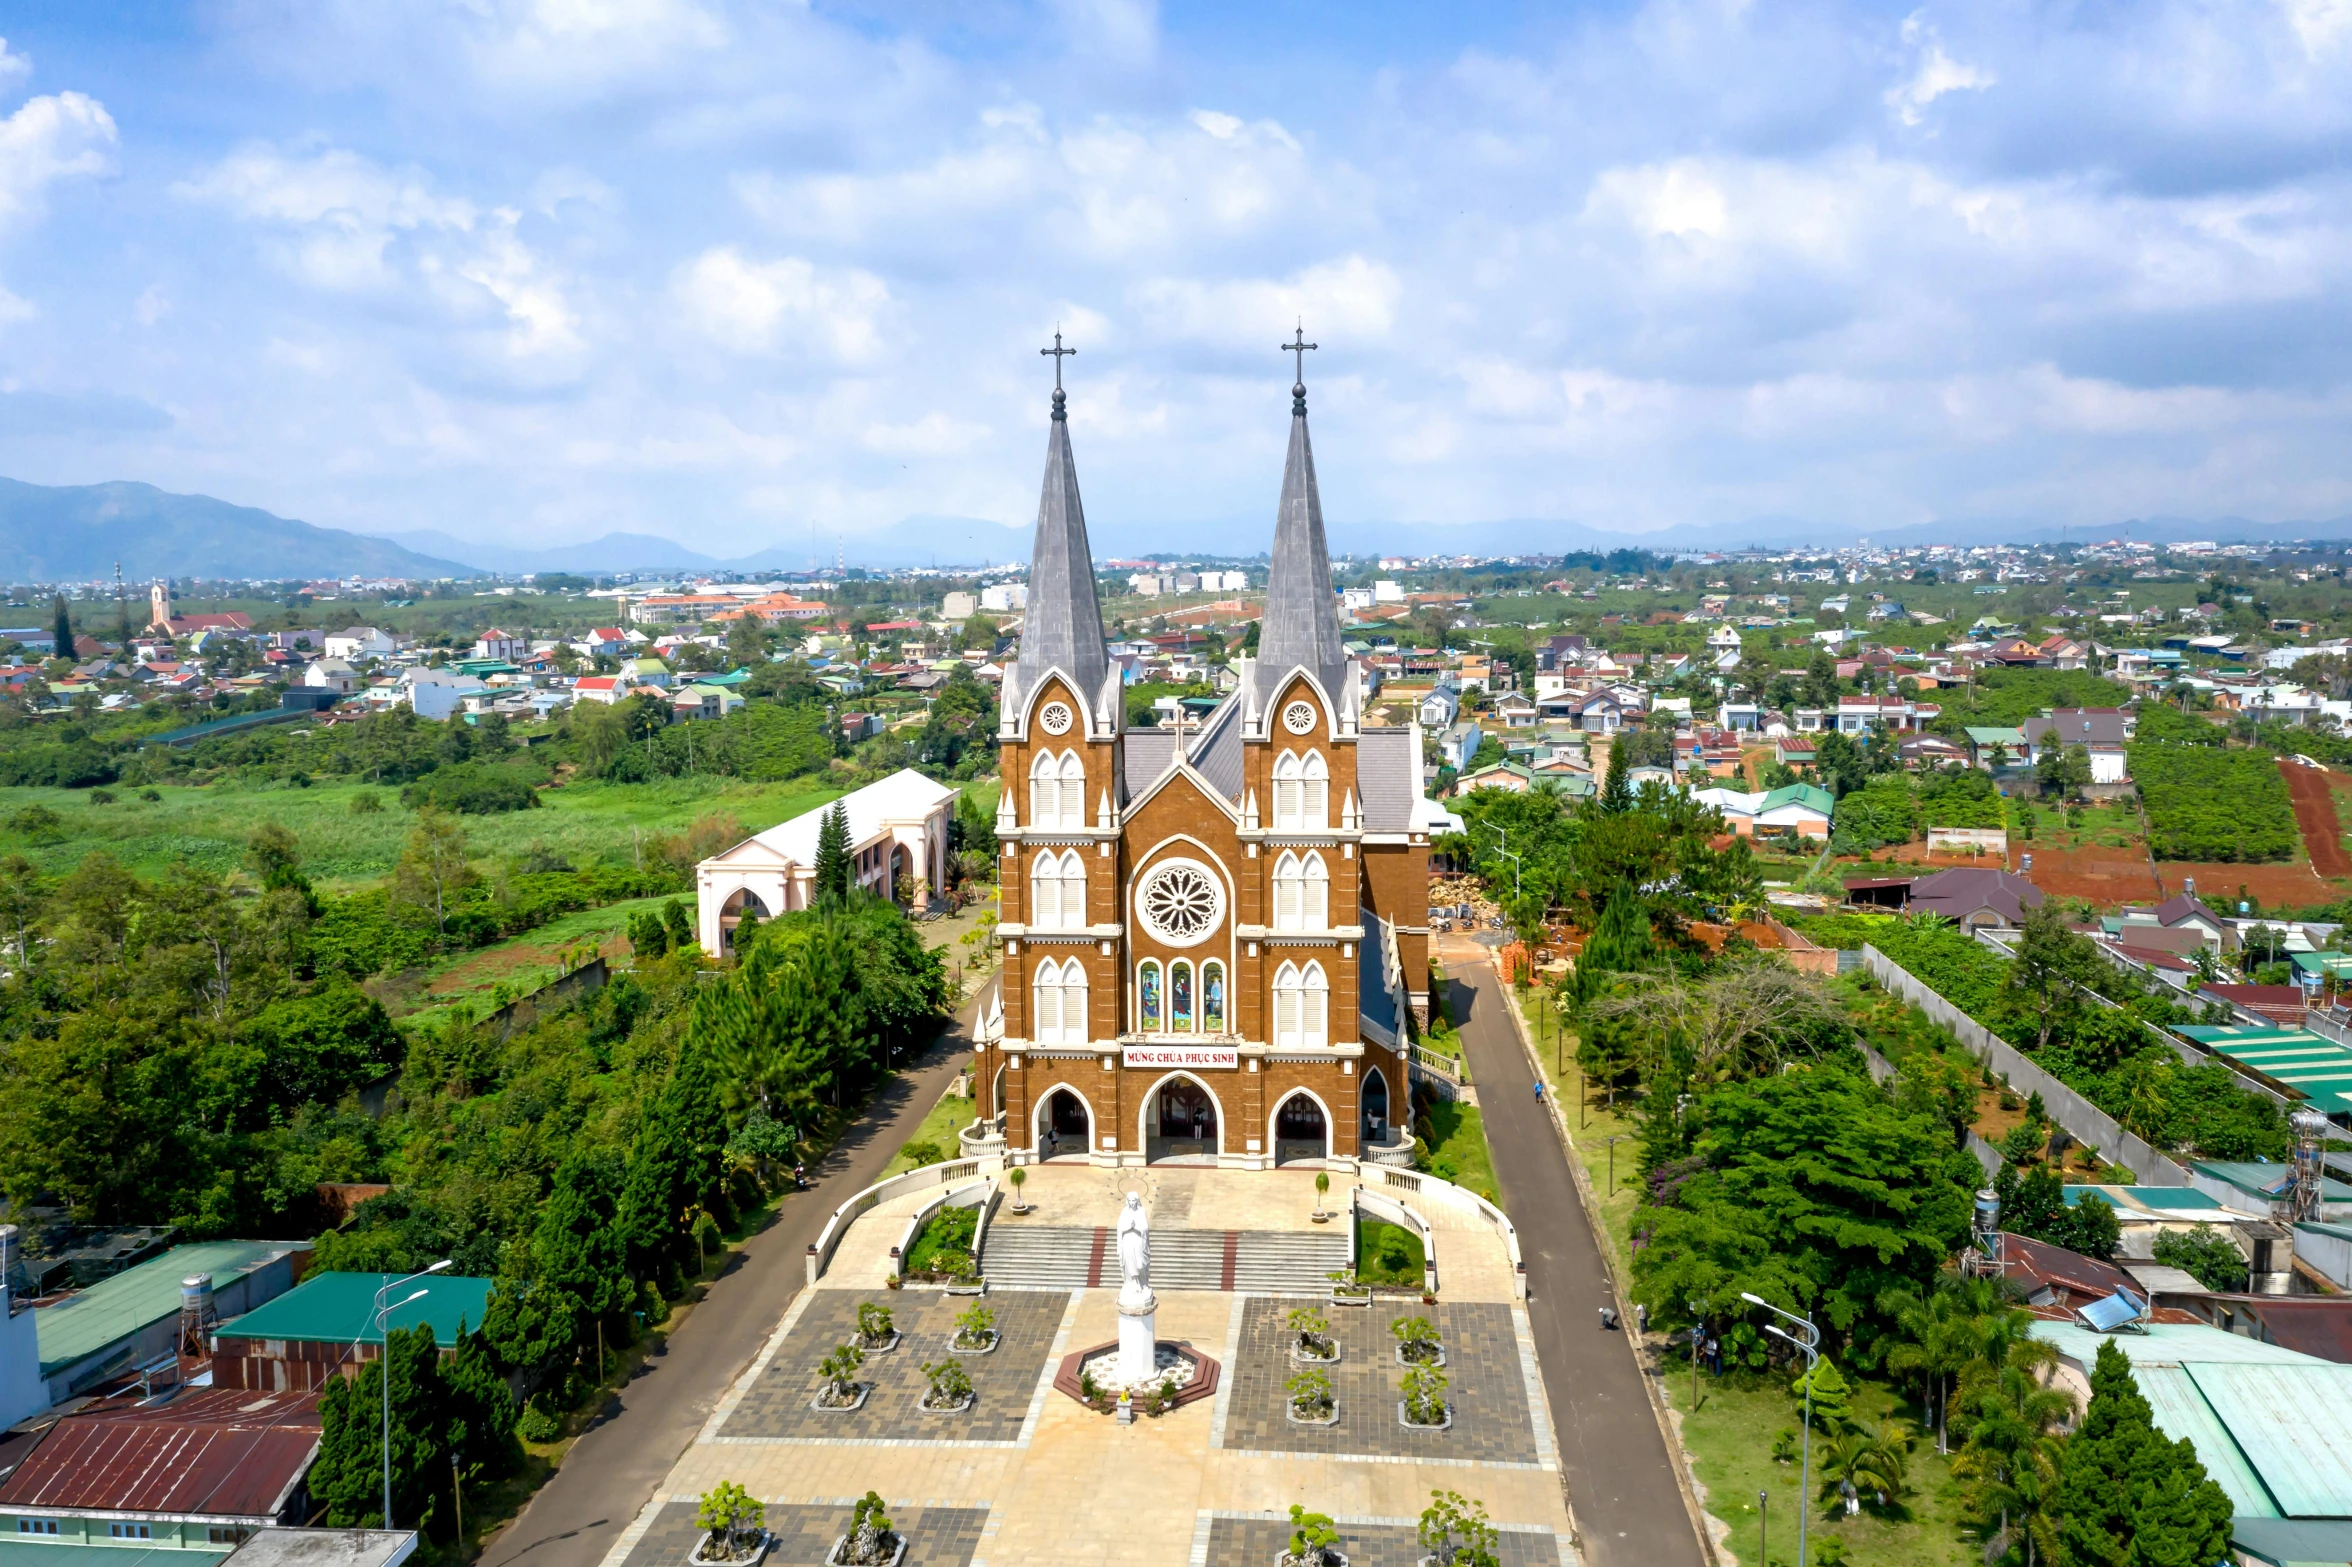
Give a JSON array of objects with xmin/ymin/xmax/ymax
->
[
  {"xmin": 1952, "ymin": 1341, "xmax": 2070, "ymax": 1567},
  {"xmin": 2054, "ymin": 1339, "xmax": 2231, "ymax": 1567},
  {"xmin": 50, "ymin": 593, "xmax": 71, "ymax": 660},
  {"xmin": 628, "ymin": 908, "xmax": 670, "ymax": 960},
  {"xmin": 526, "ymin": 1154, "xmax": 632, "ymax": 1361},
  {"xmin": 1579, "ymin": 882, "xmax": 1654, "ymax": 978},
  {"xmin": 1793, "ymin": 1355, "xmax": 1853, "ymax": 1432},
  {"xmin": 310, "ymin": 1324, "xmax": 448, "ymax": 1531},
  {"xmin": 1599, "ymin": 734, "xmax": 1633, "ymax": 814},
  {"xmin": 2152, "ymin": 1223, "xmax": 2247, "ymax": 1293},
  {"xmin": 661, "ymin": 896, "xmax": 693, "ymax": 950},
  {"xmin": 392, "ymin": 808, "xmax": 476, "ymax": 939}
]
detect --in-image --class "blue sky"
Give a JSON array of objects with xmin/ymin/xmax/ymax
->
[{"xmin": 0, "ymin": 0, "xmax": 2348, "ymax": 564}]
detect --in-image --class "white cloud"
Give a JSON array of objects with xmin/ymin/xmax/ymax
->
[
  {"xmin": 2281, "ymin": 0, "xmax": 2352, "ymax": 55},
  {"xmin": 1131, "ymin": 256, "xmax": 1403, "ymax": 345},
  {"xmin": 177, "ymin": 143, "xmax": 476, "ymax": 289},
  {"xmin": 0, "ymin": 90, "xmax": 117, "ymax": 232},
  {"xmin": 670, "ymin": 246, "xmax": 890, "ymax": 361},
  {"xmin": 133, "ymin": 285, "xmax": 170, "ymax": 326},
  {"xmin": 0, "ymin": 37, "xmax": 30, "ymax": 90},
  {"xmin": 1886, "ymin": 15, "xmax": 1995, "ymax": 127}
]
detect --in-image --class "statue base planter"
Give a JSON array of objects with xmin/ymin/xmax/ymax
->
[
  {"xmin": 826, "ymin": 1537, "xmax": 905, "ymax": 1567},
  {"xmin": 1053, "ymin": 1339, "xmax": 1221, "ymax": 1414},
  {"xmin": 1397, "ymin": 1401, "xmax": 1454, "ymax": 1432}
]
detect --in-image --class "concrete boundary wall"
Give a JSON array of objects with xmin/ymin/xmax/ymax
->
[{"xmin": 1862, "ymin": 944, "xmax": 2192, "ymax": 1187}]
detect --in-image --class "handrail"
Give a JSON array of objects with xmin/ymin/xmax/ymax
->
[
  {"xmin": 1352, "ymin": 1184, "xmax": 1438, "ymax": 1295},
  {"xmin": 891, "ymin": 1175, "xmax": 993, "ymax": 1279},
  {"xmin": 1359, "ymin": 1164, "xmax": 1525, "ymax": 1300},
  {"xmin": 969, "ymin": 1179, "xmax": 1006, "ymax": 1271},
  {"xmin": 807, "ymin": 1157, "xmax": 995, "ymax": 1286}
]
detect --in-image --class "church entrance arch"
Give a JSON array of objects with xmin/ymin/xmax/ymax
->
[
  {"xmin": 1140, "ymin": 1073, "xmax": 1223, "ymax": 1164},
  {"xmin": 1034, "ymin": 1085, "xmax": 1093, "ymax": 1162},
  {"xmin": 718, "ymin": 887, "xmax": 771, "ymax": 952},
  {"xmin": 1362, "ymin": 1068, "xmax": 1392, "ymax": 1143},
  {"xmin": 1271, "ymin": 1090, "xmax": 1330, "ymax": 1166}
]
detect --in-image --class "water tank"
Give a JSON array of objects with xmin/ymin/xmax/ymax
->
[
  {"xmin": 180, "ymin": 1274, "xmax": 214, "ymax": 1315},
  {"xmin": 1973, "ymin": 1186, "xmax": 2001, "ymax": 1245}
]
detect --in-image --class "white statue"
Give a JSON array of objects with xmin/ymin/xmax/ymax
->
[
  {"xmin": 1115, "ymin": 1191, "xmax": 1151, "ymax": 1297},
  {"xmin": 1113, "ymin": 1189, "xmax": 1157, "ymax": 1387}
]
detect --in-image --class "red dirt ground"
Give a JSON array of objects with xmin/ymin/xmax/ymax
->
[
  {"xmin": 2283, "ymin": 758, "xmax": 2352, "ymax": 879},
  {"xmin": 2021, "ymin": 842, "xmax": 2165, "ymax": 907}
]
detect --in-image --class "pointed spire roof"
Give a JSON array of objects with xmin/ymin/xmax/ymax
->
[
  {"xmin": 1256, "ymin": 340, "xmax": 1347, "ymax": 699},
  {"xmin": 1010, "ymin": 342, "xmax": 1108, "ymax": 710}
]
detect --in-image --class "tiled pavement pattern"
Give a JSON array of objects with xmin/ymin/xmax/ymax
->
[
  {"xmin": 1199, "ymin": 1514, "xmax": 1567, "ymax": 1567},
  {"xmin": 617, "ymin": 1503, "xmax": 988, "ymax": 1567},
  {"xmin": 1218, "ymin": 1299, "xmax": 1540, "ymax": 1466},
  {"xmin": 722, "ymin": 1290, "xmax": 1067, "ymax": 1444}
]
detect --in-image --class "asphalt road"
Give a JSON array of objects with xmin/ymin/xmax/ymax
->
[
  {"xmin": 1448, "ymin": 958, "xmax": 1709, "ymax": 1567},
  {"xmin": 478, "ymin": 977, "xmax": 992, "ymax": 1567}
]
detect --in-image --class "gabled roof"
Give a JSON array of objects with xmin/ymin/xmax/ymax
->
[
  {"xmin": 714, "ymin": 769, "xmax": 956, "ymax": 869},
  {"xmin": 0, "ymin": 1386, "xmax": 320, "ymax": 1519}
]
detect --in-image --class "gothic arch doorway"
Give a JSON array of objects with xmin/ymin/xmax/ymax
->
[
  {"xmin": 1362, "ymin": 1068, "xmax": 1392, "ymax": 1142},
  {"xmin": 1034, "ymin": 1086, "xmax": 1093, "ymax": 1162},
  {"xmin": 1272, "ymin": 1090, "xmax": 1330, "ymax": 1166},
  {"xmin": 1141, "ymin": 1073, "xmax": 1222, "ymax": 1164},
  {"xmin": 718, "ymin": 887, "xmax": 771, "ymax": 952}
]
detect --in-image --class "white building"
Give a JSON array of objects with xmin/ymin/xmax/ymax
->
[
  {"xmin": 1373, "ymin": 580, "xmax": 1405, "ymax": 603},
  {"xmin": 0, "ymin": 1226, "xmax": 43, "ymax": 1430},
  {"xmin": 325, "ymin": 626, "xmax": 399, "ymax": 661},
  {"xmin": 473, "ymin": 628, "xmax": 526, "ymax": 662},
  {"xmin": 942, "ymin": 591, "xmax": 979, "ymax": 620},
  {"xmin": 980, "ymin": 582, "xmax": 1028, "ymax": 612},
  {"xmin": 304, "ymin": 657, "xmax": 361, "ymax": 694},
  {"xmin": 695, "ymin": 769, "xmax": 959, "ymax": 952}
]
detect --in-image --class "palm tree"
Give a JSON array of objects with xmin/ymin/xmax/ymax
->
[
  {"xmin": 1888, "ymin": 1272, "xmax": 2031, "ymax": 1454},
  {"xmin": 1953, "ymin": 1344, "xmax": 2072, "ymax": 1567},
  {"xmin": 1817, "ymin": 1419, "xmax": 1910, "ymax": 1515}
]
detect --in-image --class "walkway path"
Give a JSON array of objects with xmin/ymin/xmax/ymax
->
[
  {"xmin": 1448, "ymin": 955, "xmax": 1709, "ymax": 1567},
  {"xmin": 477, "ymin": 976, "xmax": 994, "ymax": 1567}
]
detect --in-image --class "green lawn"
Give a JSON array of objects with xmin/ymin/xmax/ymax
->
[
  {"xmin": 1414, "ymin": 1097, "xmax": 1499, "ymax": 1205},
  {"xmin": 1356, "ymin": 1216, "xmax": 1426, "ymax": 1286},
  {"xmin": 1662, "ymin": 1365, "xmax": 1973, "ymax": 1567},
  {"xmin": 884, "ymin": 1081, "xmax": 979, "ymax": 1176},
  {"xmin": 0, "ymin": 775, "xmax": 844, "ymax": 892}
]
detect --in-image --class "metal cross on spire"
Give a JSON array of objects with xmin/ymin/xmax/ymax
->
[
  {"xmin": 1041, "ymin": 329, "xmax": 1076, "ymax": 419},
  {"xmin": 1282, "ymin": 323, "xmax": 1316, "ymax": 413}
]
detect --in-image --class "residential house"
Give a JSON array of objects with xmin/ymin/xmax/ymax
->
[
  {"xmin": 407, "ymin": 669, "xmax": 486, "ymax": 721},
  {"xmin": 1716, "ymin": 701, "xmax": 1760, "ymax": 732},
  {"xmin": 670, "ymin": 684, "xmax": 742, "ymax": 722},
  {"xmin": 1674, "ymin": 728, "xmax": 1747, "ymax": 778},
  {"xmin": 302, "ymin": 658, "xmax": 360, "ymax": 695},
  {"xmin": 1832, "ymin": 695, "xmax": 1939, "ymax": 734},
  {"xmin": 209, "ymin": 1269, "xmax": 496, "ymax": 1390},
  {"xmin": 2115, "ymin": 891, "xmax": 2235, "ymax": 953},
  {"xmin": 23, "ymin": 1240, "xmax": 307, "ymax": 1406},
  {"xmin": 1416, "ymin": 687, "xmax": 1461, "ymax": 729},
  {"xmin": 571, "ymin": 675, "xmax": 627, "ymax": 705},
  {"xmin": 1965, "ymin": 725, "xmax": 2027, "ymax": 770},
  {"xmin": 1906, "ymin": 866, "xmax": 2043, "ymax": 928},
  {"xmin": 1438, "ymin": 720, "xmax": 1484, "ymax": 773},
  {"xmin": 1692, "ymin": 782, "xmax": 1834, "ymax": 840},
  {"xmin": 0, "ymin": 1386, "xmax": 326, "ymax": 1538},
  {"xmin": 2022, "ymin": 707, "xmax": 2132, "ymax": 783},
  {"xmin": 577, "ymin": 627, "xmax": 631, "ymax": 659},
  {"xmin": 323, "ymin": 626, "xmax": 399, "ymax": 661},
  {"xmin": 624, "ymin": 655, "xmax": 673, "ymax": 690},
  {"xmin": 1454, "ymin": 760, "xmax": 1538, "ymax": 794},
  {"xmin": 1490, "ymin": 692, "xmax": 1539, "ymax": 729},
  {"xmin": 472, "ymin": 627, "xmax": 526, "ymax": 662},
  {"xmin": 1774, "ymin": 737, "xmax": 1818, "ymax": 769}
]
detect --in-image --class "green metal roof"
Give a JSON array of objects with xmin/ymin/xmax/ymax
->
[
  {"xmin": 1964, "ymin": 726, "xmax": 2027, "ymax": 744},
  {"xmin": 2196, "ymin": 1160, "xmax": 2352, "ymax": 1203},
  {"xmin": 2291, "ymin": 952, "xmax": 2352, "ymax": 979},
  {"xmin": 215, "ymin": 1271, "xmax": 495, "ymax": 1348},
  {"xmin": 1760, "ymin": 782, "xmax": 1835, "ymax": 816},
  {"xmin": 2190, "ymin": 1033, "xmax": 2352, "ymax": 1115},
  {"xmin": 2187, "ymin": 1364, "xmax": 2352, "ymax": 1519},
  {"xmin": 36, "ymin": 1242, "xmax": 301, "ymax": 1380},
  {"xmin": 2031, "ymin": 1320, "xmax": 2330, "ymax": 1371},
  {"xmin": 2064, "ymin": 1184, "xmax": 2238, "ymax": 1214},
  {"xmin": 2136, "ymin": 1365, "xmax": 2278, "ymax": 1519},
  {"xmin": 0, "ymin": 1545, "xmax": 229, "ymax": 1567}
]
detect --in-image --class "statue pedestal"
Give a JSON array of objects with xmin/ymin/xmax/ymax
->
[{"xmin": 1116, "ymin": 1284, "xmax": 1159, "ymax": 1385}]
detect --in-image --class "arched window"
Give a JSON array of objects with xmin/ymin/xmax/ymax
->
[
  {"xmin": 1029, "ymin": 848, "xmax": 1084, "ymax": 930},
  {"xmin": 1272, "ymin": 960, "xmax": 1329, "ymax": 1049},
  {"xmin": 1201, "ymin": 961, "xmax": 1226, "ymax": 1034},
  {"xmin": 1273, "ymin": 851, "xmax": 1328, "ymax": 932},
  {"xmin": 1137, "ymin": 959, "xmax": 1163, "ymax": 1032},
  {"xmin": 1171, "ymin": 960, "xmax": 1194, "ymax": 1033},
  {"xmin": 1273, "ymin": 750, "xmax": 1328, "ymax": 830},
  {"xmin": 1029, "ymin": 749, "xmax": 1085, "ymax": 829},
  {"xmin": 1033, "ymin": 957, "xmax": 1088, "ymax": 1045}
]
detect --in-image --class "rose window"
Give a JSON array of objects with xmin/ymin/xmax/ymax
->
[{"xmin": 1137, "ymin": 861, "xmax": 1223, "ymax": 948}]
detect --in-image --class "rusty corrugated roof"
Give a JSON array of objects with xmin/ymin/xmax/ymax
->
[{"xmin": 0, "ymin": 1387, "xmax": 320, "ymax": 1520}]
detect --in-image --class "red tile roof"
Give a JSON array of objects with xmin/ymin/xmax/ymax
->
[{"xmin": 0, "ymin": 1387, "xmax": 320, "ymax": 1520}]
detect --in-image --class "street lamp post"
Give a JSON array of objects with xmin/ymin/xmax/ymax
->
[
  {"xmin": 375, "ymin": 1261, "xmax": 453, "ymax": 1529},
  {"xmin": 1758, "ymin": 1489, "xmax": 1768, "ymax": 1567},
  {"xmin": 1744, "ymin": 1293, "xmax": 1820, "ymax": 1567},
  {"xmin": 1604, "ymin": 1133, "xmax": 1633, "ymax": 1194}
]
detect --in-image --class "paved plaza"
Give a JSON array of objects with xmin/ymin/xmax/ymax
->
[{"xmin": 607, "ymin": 1165, "xmax": 1577, "ymax": 1567}]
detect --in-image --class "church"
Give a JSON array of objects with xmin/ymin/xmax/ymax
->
[{"xmin": 968, "ymin": 340, "xmax": 1452, "ymax": 1172}]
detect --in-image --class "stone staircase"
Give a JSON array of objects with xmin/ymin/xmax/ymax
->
[{"xmin": 977, "ymin": 1223, "xmax": 1348, "ymax": 1293}]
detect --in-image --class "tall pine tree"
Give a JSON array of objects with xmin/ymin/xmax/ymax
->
[
  {"xmin": 310, "ymin": 1324, "xmax": 448, "ymax": 1531},
  {"xmin": 1599, "ymin": 732, "xmax": 1633, "ymax": 814},
  {"xmin": 2054, "ymin": 1338, "xmax": 2232, "ymax": 1567},
  {"xmin": 814, "ymin": 801, "xmax": 851, "ymax": 902},
  {"xmin": 49, "ymin": 594, "xmax": 71, "ymax": 661}
]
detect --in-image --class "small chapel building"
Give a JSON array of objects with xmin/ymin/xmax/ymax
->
[
  {"xmin": 694, "ymin": 768, "xmax": 958, "ymax": 951},
  {"xmin": 969, "ymin": 347, "xmax": 1450, "ymax": 1172}
]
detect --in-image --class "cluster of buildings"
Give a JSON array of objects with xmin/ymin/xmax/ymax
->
[{"xmin": 0, "ymin": 1224, "xmax": 454, "ymax": 1559}]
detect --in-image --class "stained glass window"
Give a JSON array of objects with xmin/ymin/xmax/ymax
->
[
  {"xmin": 1171, "ymin": 961, "xmax": 1193, "ymax": 1032},
  {"xmin": 1138, "ymin": 960, "xmax": 1161, "ymax": 1032},
  {"xmin": 1203, "ymin": 962, "xmax": 1226, "ymax": 1033}
]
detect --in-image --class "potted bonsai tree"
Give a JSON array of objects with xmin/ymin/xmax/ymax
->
[
  {"xmin": 951, "ymin": 1301, "xmax": 998, "ymax": 1355},
  {"xmin": 1286, "ymin": 1365, "xmax": 1337, "ymax": 1426},
  {"xmin": 857, "ymin": 1302, "xmax": 899, "ymax": 1354},
  {"xmin": 828, "ymin": 1492, "xmax": 903, "ymax": 1567},
  {"xmin": 1280, "ymin": 1505, "xmax": 1347, "ymax": 1567},
  {"xmin": 1399, "ymin": 1364, "xmax": 1451, "ymax": 1430},
  {"xmin": 1007, "ymin": 1166, "xmax": 1029, "ymax": 1214},
  {"xmin": 1312, "ymin": 1170, "xmax": 1333, "ymax": 1223},
  {"xmin": 813, "ymin": 1343, "xmax": 868, "ymax": 1411},
  {"xmin": 1416, "ymin": 1489, "xmax": 1498, "ymax": 1567},
  {"xmin": 691, "ymin": 1480, "xmax": 767, "ymax": 1564},
  {"xmin": 1391, "ymin": 1315, "xmax": 1444, "ymax": 1368},
  {"xmin": 919, "ymin": 1358, "xmax": 975, "ymax": 1414},
  {"xmin": 1288, "ymin": 1305, "xmax": 1339, "ymax": 1364}
]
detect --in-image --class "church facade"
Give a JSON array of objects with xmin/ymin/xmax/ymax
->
[{"xmin": 970, "ymin": 352, "xmax": 1451, "ymax": 1171}]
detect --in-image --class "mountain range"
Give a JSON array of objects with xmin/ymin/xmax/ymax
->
[
  {"xmin": 2, "ymin": 474, "xmax": 2347, "ymax": 583},
  {"xmin": 0, "ymin": 478, "xmax": 477, "ymax": 582}
]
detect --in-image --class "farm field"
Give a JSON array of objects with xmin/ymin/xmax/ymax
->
[
  {"xmin": 369, "ymin": 894, "xmax": 677, "ymax": 1022},
  {"xmin": 2284, "ymin": 760, "xmax": 2352, "ymax": 878},
  {"xmin": 0, "ymin": 775, "xmax": 844, "ymax": 891}
]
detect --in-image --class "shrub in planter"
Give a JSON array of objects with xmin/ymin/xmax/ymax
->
[
  {"xmin": 1007, "ymin": 1167, "xmax": 1028, "ymax": 1211},
  {"xmin": 817, "ymin": 1343, "xmax": 866, "ymax": 1408},
  {"xmin": 1282, "ymin": 1505, "xmax": 1344, "ymax": 1567},
  {"xmin": 694, "ymin": 1480, "xmax": 767, "ymax": 1564},
  {"xmin": 1327, "ymin": 1267, "xmax": 1370, "ymax": 1304},
  {"xmin": 858, "ymin": 1302, "xmax": 897, "ymax": 1351},
  {"xmin": 953, "ymin": 1302, "xmax": 997, "ymax": 1353},
  {"xmin": 1313, "ymin": 1170, "xmax": 1332, "ymax": 1219},
  {"xmin": 920, "ymin": 1359, "xmax": 974, "ymax": 1412},
  {"xmin": 1417, "ymin": 1489, "xmax": 1498, "ymax": 1567},
  {"xmin": 1391, "ymin": 1315, "xmax": 1442, "ymax": 1366},
  {"xmin": 1400, "ymin": 1364, "xmax": 1450, "ymax": 1428},
  {"xmin": 1286, "ymin": 1365, "xmax": 1335, "ymax": 1423},
  {"xmin": 832, "ymin": 1491, "xmax": 899, "ymax": 1567},
  {"xmin": 1288, "ymin": 1305, "xmax": 1337, "ymax": 1362}
]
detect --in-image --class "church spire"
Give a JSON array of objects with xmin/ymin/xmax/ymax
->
[
  {"xmin": 1256, "ymin": 326, "xmax": 1346, "ymax": 698},
  {"xmin": 1010, "ymin": 331, "xmax": 1109, "ymax": 712}
]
